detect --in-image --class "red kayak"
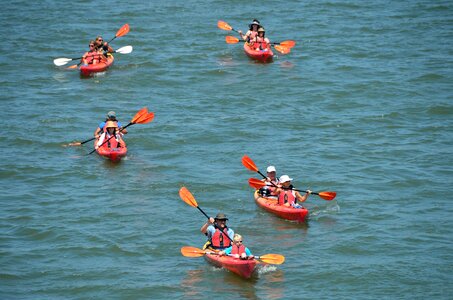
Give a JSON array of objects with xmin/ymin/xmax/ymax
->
[
  {"xmin": 204, "ymin": 252, "xmax": 258, "ymax": 279},
  {"xmin": 243, "ymin": 43, "xmax": 274, "ymax": 62},
  {"xmin": 94, "ymin": 136, "xmax": 127, "ymax": 162},
  {"xmin": 254, "ymin": 190, "xmax": 309, "ymax": 222},
  {"xmin": 80, "ymin": 54, "xmax": 114, "ymax": 76}
]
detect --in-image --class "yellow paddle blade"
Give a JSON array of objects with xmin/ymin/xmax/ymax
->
[
  {"xmin": 181, "ymin": 246, "xmax": 205, "ymax": 257},
  {"xmin": 274, "ymin": 45, "xmax": 291, "ymax": 54},
  {"xmin": 242, "ymin": 155, "xmax": 259, "ymax": 172},
  {"xmin": 248, "ymin": 178, "xmax": 266, "ymax": 189},
  {"xmin": 257, "ymin": 254, "xmax": 285, "ymax": 265},
  {"xmin": 179, "ymin": 187, "xmax": 198, "ymax": 208},
  {"xmin": 217, "ymin": 20, "xmax": 232, "ymax": 31},
  {"xmin": 225, "ymin": 36, "xmax": 239, "ymax": 44}
]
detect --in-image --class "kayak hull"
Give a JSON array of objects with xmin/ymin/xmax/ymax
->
[
  {"xmin": 243, "ymin": 43, "xmax": 274, "ymax": 62},
  {"xmin": 80, "ymin": 54, "xmax": 114, "ymax": 76},
  {"xmin": 254, "ymin": 190, "xmax": 309, "ymax": 222},
  {"xmin": 94, "ymin": 139, "xmax": 127, "ymax": 162},
  {"xmin": 204, "ymin": 253, "xmax": 258, "ymax": 279}
]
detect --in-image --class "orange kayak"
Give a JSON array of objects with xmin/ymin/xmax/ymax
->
[
  {"xmin": 80, "ymin": 54, "xmax": 114, "ymax": 76},
  {"xmin": 204, "ymin": 252, "xmax": 258, "ymax": 279},
  {"xmin": 94, "ymin": 137, "xmax": 127, "ymax": 162},
  {"xmin": 254, "ymin": 190, "xmax": 309, "ymax": 222},
  {"xmin": 243, "ymin": 43, "xmax": 274, "ymax": 62}
]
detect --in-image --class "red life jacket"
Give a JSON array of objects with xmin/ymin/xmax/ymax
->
[
  {"xmin": 255, "ymin": 36, "xmax": 269, "ymax": 50},
  {"xmin": 230, "ymin": 244, "xmax": 246, "ymax": 255},
  {"xmin": 83, "ymin": 51, "xmax": 102, "ymax": 64},
  {"xmin": 278, "ymin": 190, "xmax": 296, "ymax": 205},
  {"xmin": 210, "ymin": 227, "xmax": 232, "ymax": 249}
]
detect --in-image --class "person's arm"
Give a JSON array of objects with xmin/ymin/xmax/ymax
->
[
  {"xmin": 94, "ymin": 127, "xmax": 102, "ymax": 139},
  {"xmin": 296, "ymin": 190, "xmax": 312, "ymax": 203},
  {"xmin": 200, "ymin": 217, "xmax": 215, "ymax": 234}
]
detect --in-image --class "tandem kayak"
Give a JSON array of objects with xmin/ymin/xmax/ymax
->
[
  {"xmin": 254, "ymin": 190, "xmax": 309, "ymax": 222},
  {"xmin": 80, "ymin": 54, "xmax": 114, "ymax": 76},
  {"xmin": 243, "ymin": 43, "xmax": 274, "ymax": 62},
  {"xmin": 94, "ymin": 137, "xmax": 127, "ymax": 162},
  {"xmin": 204, "ymin": 252, "xmax": 259, "ymax": 279}
]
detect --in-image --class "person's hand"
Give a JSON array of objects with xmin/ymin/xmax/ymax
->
[
  {"xmin": 233, "ymin": 254, "xmax": 239, "ymax": 259},
  {"xmin": 240, "ymin": 253, "xmax": 247, "ymax": 259},
  {"xmin": 103, "ymin": 42, "xmax": 109, "ymax": 47},
  {"xmin": 218, "ymin": 251, "xmax": 225, "ymax": 256},
  {"xmin": 238, "ymin": 30, "xmax": 242, "ymax": 35},
  {"xmin": 248, "ymin": 255, "xmax": 254, "ymax": 260},
  {"xmin": 306, "ymin": 190, "xmax": 312, "ymax": 194},
  {"xmin": 208, "ymin": 217, "xmax": 215, "ymax": 224}
]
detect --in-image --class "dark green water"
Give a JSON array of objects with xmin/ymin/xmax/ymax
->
[{"xmin": 1, "ymin": 1, "xmax": 452, "ymax": 299}]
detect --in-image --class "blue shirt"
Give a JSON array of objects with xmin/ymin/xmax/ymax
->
[
  {"xmin": 223, "ymin": 245, "xmax": 253, "ymax": 256},
  {"xmin": 99, "ymin": 121, "xmax": 122, "ymax": 130}
]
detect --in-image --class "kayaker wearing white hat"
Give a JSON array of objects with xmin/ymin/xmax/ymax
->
[
  {"xmin": 200, "ymin": 213, "xmax": 234, "ymax": 251},
  {"xmin": 238, "ymin": 19, "xmax": 262, "ymax": 43},
  {"xmin": 259, "ymin": 166, "xmax": 279, "ymax": 197},
  {"xmin": 274, "ymin": 175, "xmax": 312, "ymax": 208}
]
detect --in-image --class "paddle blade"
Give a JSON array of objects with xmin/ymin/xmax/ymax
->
[
  {"xmin": 131, "ymin": 107, "xmax": 149, "ymax": 123},
  {"xmin": 115, "ymin": 45, "xmax": 133, "ymax": 54},
  {"xmin": 274, "ymin": 45, "xmax": 291, "ymax": 54},
  {"xmin": 225, "ymin": 36, "xmax": 239, "ymax": 44},
  {"xmin": 248, "ymin": 178, "xmax": 266, "ymax": 189},
  {"xmin": 258, "ymin": 254, "xmax": 285, "ymax": 265},
  {"xmin": 242, "ymin": 155, "xmax": 259, "ymax": 172},
  {"xmin": 53, "ymin": 58, "xmax": 72, "ymax": 66},
  {"xmin": 280, "ymin": 40, "xmax": 296, "ymax": 48},
  {"xmin": 217, "ymin": 20, "xmax": 232, "ymax": 31},
  {"xmin": 318, "ymin": 191, "xmax": 337, "ymax": 201},
  {"xmin": 179, "ymin": 187, "xmax": 198, "ymax": 208},
  {"xmin": 136, "ymin": 112, "xmax": 154, "ymax": 124},
  {"xmin": 181, "ymin": 246, "xmax": 205, "ymax": 257},
  {"xmin": 116, "ymin": 23, "xmax": 130, "ymax": 38}
]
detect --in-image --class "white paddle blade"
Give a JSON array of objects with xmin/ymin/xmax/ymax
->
[
  {"xmin": 53, "ymin": 58, "xmax": 72, "ymax": 66},
  {"xmin": 116, "ymin": 45, "xmax": 133, "ymax": 54}
]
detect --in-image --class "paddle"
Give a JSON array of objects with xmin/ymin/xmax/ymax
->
[
  {"xmin": 179, "ymin": 186, "xmax": 233, "ymax": 242},
  {"xmin": 248, "ymin": 177, "xmax": 336, "ymax": 201},
  {"xmin": 64, "ymin": 136, "xmax": 95, "ymax": 147},
  {"xmin": 87, "ymin": 107, "xmax": 154, "ymax": 155},
  {"xmin": 217, "ymin": 20, "xmax": 240, "ymax": 33},
  {"xmin": 54, "ymin": 45, "xmax": 133, "ymax": 67},
  {"xmin": 225, "ymin": 36, "xmax": 295, "ymax": 48},
  {"xmin": 181, "ymin": 246, "xmax": 285, "ymax": 265},
  {"xmin": 242, "ymin": 155, "xmax": 337, "ymax": 201}
]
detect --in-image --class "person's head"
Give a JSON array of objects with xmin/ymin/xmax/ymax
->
[
  {"xmin": 88, "ymin": 40, "xmax": 95, "ymax": 51},
  {"xmin": 106, "ymin": 111, "xmax": 117, "ymax": 121},
  {"xmin": 105, "ymin": 120, "xmax": 117, "ymax": 134},
  {"xmin": 257, "ymin": 27, "xmax": 265, "ymax": 36},
  {"xmin": 249, "ymin": 19, "xmax": 260, "ymax": 31},
  {"xmin": 233, "ymin": 234, "xmax": 243, "ymax": 245},
  {"xmin": 266, "ymin": 166, "xmax": 276, "ymax": 179},
  {"xmin": 95, "ymin": 36, "xmax": 104, "ymax": 46},
  {"xmin": 214, "ymin": 213, "xmax": 228, "ymax": 228},
  {"xmin": 279, "ymin": 175, "xmax": 293, "ymax": 187}
]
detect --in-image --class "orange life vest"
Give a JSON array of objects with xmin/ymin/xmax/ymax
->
[
  {"xmin": 230, "ymin": 244, "xmax": 246, "ymax": 255},
  {"xmin": 255, "ymin": 36, "xmax": 269, "ymax": 50},
  {"xmin": 278, "ymin": 190, "xmax": 296, "ymax": 205},
  {"xmin": 210, "ymin": 227, "xmax": 232, "ymax": 249}
]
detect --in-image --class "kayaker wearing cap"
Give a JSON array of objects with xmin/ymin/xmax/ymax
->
[
  {"xmin": 95, "ymin": 120, "xmax": 123, "ymax": 149},
  {"xmin": 94, "ymin": 111, "xmax": 127, "ymax": 139},
  {"xmin": 274, "ymin": 175, "xmax": 312, "ymax": 208},
  {"xmin": 252, "ymin": 27, "xmax": 271, "ymax": 51},
  {"xmin": 219, "ymin": 234, "xmax": 254, "ymax": 260},
  {"xmin": 260, "ymin": 166, "xmax": 279, "ymax": 197},
  {"xmin": 201, "ymin": 213, "xmax": 234, "ymax": 251},
  {"xmin": 94, "ymin": 35, "xmax": 114, "ymax": 60},
  {"xmin": 238, "ymin": 19, "xmax": 261, "ymax": 43}
]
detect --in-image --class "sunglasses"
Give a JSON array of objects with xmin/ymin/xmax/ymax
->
[
  {"xmin": 236, "ymin": 241, "xmax": 243, "ymax": 243},
  {"xmin": 89, "ymin": 44, "xmax": 94, "ymax": 47},
  {"xmin": 97, "ymin": 39, "xmax": 103, "ymax": 42}
]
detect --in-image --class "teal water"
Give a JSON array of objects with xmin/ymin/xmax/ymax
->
[{"xmin": 1, "ymin": 0, "xmax": 452, "ymax": 299}]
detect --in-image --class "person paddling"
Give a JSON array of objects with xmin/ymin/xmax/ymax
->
[
  {"xmin": 94, "ymin": 111, "xmax": 127, "ymax": 140},
  {"xmin": 95, "ymin": 121, "xmax": 123, "ymax": 149},
  {"xmin": 219, "ymin": 234, "xmax": 254, "ymax": 260},
  {"xmin": 94, "ymin": 36, "xmax": 114, "ymax": 61},
  {"xmin": 200, "ymin": 213, "xmax": 234, "ymax": 251},
  {"xmin": 274, "ymin": 175, "xmax": 312, "ymax": 208},
  {"xmin": 260, "ymin": 166, "xmax": 279, "ymax": 197},
  {"xmin": 238, "ymin": 19, "xmax": 261, "ymax": 43},
  {"xmin": 81, "ymin": 40, "xmax": 100, "ymax": 65},
  {"xmin": 252, "ymin": 27, "xmax": 271, "ymax": 51}
]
